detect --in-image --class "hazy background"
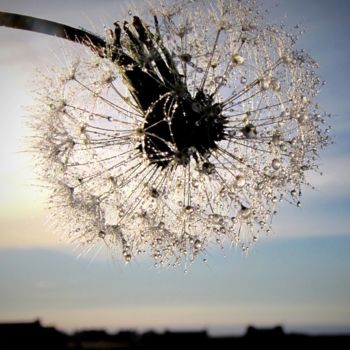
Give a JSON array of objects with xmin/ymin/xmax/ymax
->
[{"xmin": 0, "ymin": 0, "xmax": 349, "ymax": 335}]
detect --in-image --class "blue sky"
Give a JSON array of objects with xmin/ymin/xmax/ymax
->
[
  {"xmin": 0, "ymin": 0, "xmax": 349, "ymax": 335},
  {"xmin": 1, "ymin": 236, "xmax": 349, "ymax": 334}
]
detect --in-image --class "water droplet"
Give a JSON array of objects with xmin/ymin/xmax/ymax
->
[
  {"xmin": 211, "ymin": 61, "xmax": 218, "ymax": 68},
  {"xmin": 231, "ymin": 54, "xmax": 244, "ymax": 65},
  {"xmin": 192, "ymin": 179, "xmax": 199, "ymax": 188},
  {"xmin": 281, "ymin": 54, "xmax": 292, "ymax": 64},
  {"xmin": 272, "ymin": 158, "xmax": 281, "ymax": 170},
  {"xmin": 194, "ymin": 239, "xmax": 202, "ymax": 249},
  {"xmin": 185, "ymin": 205, "xmax": 194, "ymax": 213},
  {"xmin": 298, "ymin": 114, "xmax": 309, "ymax": 124},
  {"xmin": 257, "ymin": 182, "xmax": 264, "ymax": 190},
  {"xmin": 270, "ymin": 78, "xmax": 281, "ymax": 91},
  {"xmin": 290, "ymin": 137, "xmax": 297, "ymax": 146},
  {"xmin": 150, "ymin": 187, "xmax": 160, "ymax": 198},
  {"xmin": 240, "ymin": 206, "xmax": 251, "ymax": 218},
  {"xmin": 260, "ymin": 78, "xmax": 270, "ymax": 90},
  {"xmin": 179, "ymin": 53, "xmax": 192, "ymax": 63},
  {"xmin": 236, "ymin": 175, "xmax": 246, "ymax": 187},
  {"xmin": 201, "ymin": 162, "xmax": 215, "ymax": 175},
  {"xmin": 272, "ymin": 131, "xmax": 281, "ymax": 145},
  {"xmin": 241, "ymin": 124, "xmax": 257, "ymax": 139},
  {"xmin": 302, "ymin": 96, "xmax": 309, "ymax": 104},
  {"xmin": 214, "ymin": 76, "xmax": 223, "ymax": 83},
  {"xmin": 192, "ymin": 102, "xmax": 201, "ymax": 113},
  {"xmin": 228, "ymin": 129, "xmax": 236, "ymax": 137}
]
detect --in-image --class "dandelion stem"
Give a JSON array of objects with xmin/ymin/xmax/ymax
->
[{"xmin": 0, "ymin": 11, "xmax": 106, "ymax": 54}]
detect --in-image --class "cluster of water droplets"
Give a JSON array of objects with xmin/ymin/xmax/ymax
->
[{"xmin": 30, "ymin": 0, "xmax": 331, "ymax": 269}]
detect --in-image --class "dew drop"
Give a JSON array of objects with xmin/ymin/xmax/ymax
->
[
  {"xmin": 281, "ymin": 54, "xmax": 292, "ymax": 64},
  {"xmin": 236, "ymin": 175, "xmax": 246, "ymax": 187},
  {"xmin": 272, "ymin": 132, "xmax": 281, "ymax": 145},
  {"xmin": 260, "ymin": 78, "xmax": 270, "ymax": 90},
  {"xmin": 185, "ymin": 205, "xmax": 194, "ymax": 213},
  {"xmin": 228, "ymin": 129, "xmax": 236, "ymax": 137},
  {"xmin": 257, "ymin": 182, "xmax": 264, "ymax": 190},
  {"xmin": 219, "ymin": 226, "xmax": 226, "ymax": 234},
  {"xmin": 298, "ymin": 114, "xmax": 309, "ymax": 124},
  {"xmin": 192, "ymin": 102, "xmax": 201, "ymax": 113},
  {"xmin": 241, "ymin": 123, "xmax": 257, "ymax": 139},
  {"xmin": 194, "ymin": 239, "xmax": 202, "ymax": 249},
  {"xmin": 192, "ymin": 179, "xmax": 199, "ymax": 188},
  {"xmin": 150, "ymin": 187, "xmax": 160, "ymax": 198},
  {"xmin": 272, "ymin": 158, "xmax": 281, "ymax": 170},
  {"xmin": 179, "ymin": 53, "xmax": 192, "ymax": 63},
  {"xmin": 201, "ymin": 162, "xmax": 215, "ymax": 175},
  {"xmin": 240, "ymin": 206, "xmax": 251, "ymax": 218},
  {"xmin": 270, "ymin": 78, "xmax": 281, "ymax": 91},
  {"xmin": 231, "ymin": 54, "xmax": 244, "ymax": 65}
]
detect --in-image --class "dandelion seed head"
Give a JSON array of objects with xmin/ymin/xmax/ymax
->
[{"xmin": 30, "ymin": 0, "xmax": 331, "ymax": 268}]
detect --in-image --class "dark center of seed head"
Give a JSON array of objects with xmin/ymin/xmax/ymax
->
[{"xmin": 140, "ymin": 91, "xmax": 227, "ymax": 168}]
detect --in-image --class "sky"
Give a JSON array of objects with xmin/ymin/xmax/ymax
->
[{"xmin": 0, "ymin": 0, "xmax": 349, "ymax": 336}]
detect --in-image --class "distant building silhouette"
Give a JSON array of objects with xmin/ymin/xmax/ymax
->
[
  {"xmin": 0, "ymin": 320, "xmax": 349, "ymax": 349},
  {"xmin": 0, "ymin": 319, "xmax": 67, "ymax": 350},
  {"xmin": 73, "ymin": 329, "xmax": 139, "ymax": 349},
  {"xmin": 140, "ymin": 330, "xmax": 208, "ymax": 349},
  {"xmin": 245, "ymin": 325, "xmax": 285, "ymax": 337}
]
